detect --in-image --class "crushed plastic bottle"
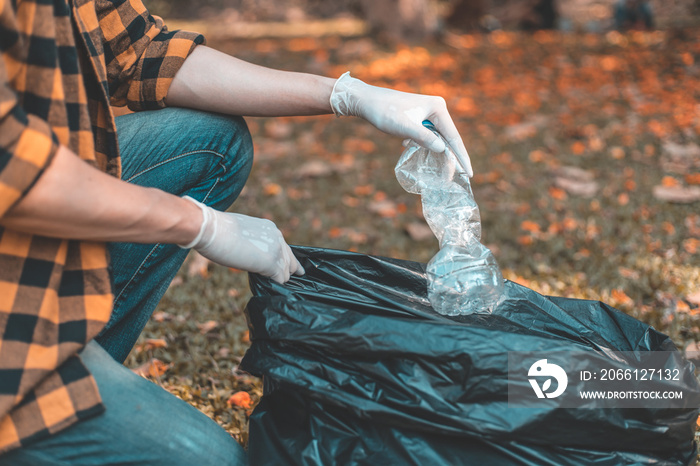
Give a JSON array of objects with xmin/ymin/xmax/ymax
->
[{"xmin": 395, "ymin": 122, "xmax": 504, "ymax": 315}]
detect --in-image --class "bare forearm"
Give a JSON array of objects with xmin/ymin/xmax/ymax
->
[
  {"xmin": 165, "ymin": 46, "xmax": 336, "ymax": 116},
  {"xmin": 1, "ymin": 145, "xmax": 201, "ymax": 244}
]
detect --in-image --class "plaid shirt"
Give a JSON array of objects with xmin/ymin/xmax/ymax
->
[{"xmin": 0, "ymin": 0, "xmax": 203, "ymax": 452}]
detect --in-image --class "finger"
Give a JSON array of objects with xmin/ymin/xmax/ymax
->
[
  {"xmin": 405, "ymin": 125, "xmax": 446, "ymax": 154},
  {"xmin": 293, "ymin": 260, "xmax": 306, "ymax": 276},
  {"xmin": 430, "ymin": 114, "xmax": 474, "ymax": 177},
  {"xmin": 446, "ymin": 136, "xmax": 473, "ymax": 178},
  {"xmin": 284, "ymin": 243, "xmax": 305, "ymax": 277}
]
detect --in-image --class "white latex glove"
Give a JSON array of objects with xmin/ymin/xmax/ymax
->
[
  {"xmin": 329, "ymin": 72, "xmax": 473, "ymax": 177},
  {"xmin": 179, "ymin": 197, "xmax": 304, "ymax": 284}
]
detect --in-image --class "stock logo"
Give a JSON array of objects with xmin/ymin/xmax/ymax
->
[{"xmin": 528, "ymin": 359, "xmax": 568, "ymax": 399}]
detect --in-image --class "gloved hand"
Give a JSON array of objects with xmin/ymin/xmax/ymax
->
[
  {"xmin": 329, "ymin": 72, "xmax": 473, "ymax": 177},
  {"xmin": 179, "ymin": 196, "xmax": 304, "ymax": 284}
]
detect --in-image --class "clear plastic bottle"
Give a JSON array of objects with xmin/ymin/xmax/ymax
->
[{"xmin": 395, "ymin": 122, "xmax": 504, "ymax": 315}]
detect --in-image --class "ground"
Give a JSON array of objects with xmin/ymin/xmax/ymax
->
[{"xmin": 123, "ymin": 27, "xmax": 700, "ymax": 450}]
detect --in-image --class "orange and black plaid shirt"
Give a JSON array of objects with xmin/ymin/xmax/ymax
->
[{"xmin": 0, "ymin": 0, "xmax": 203, "ymax": 452}]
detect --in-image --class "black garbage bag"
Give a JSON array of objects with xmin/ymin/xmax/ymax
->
[{"xmin": 240, "ymin": 246, "xmax": 700, "ymax": 465}]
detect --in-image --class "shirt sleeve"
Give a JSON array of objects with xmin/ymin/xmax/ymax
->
[
  {"xmin": 0, "ymin": 60, "xmax": 58, "ymax": 218},
  {"xmin": 95, "ymin": 0, "xmax": 205, "ymax": 111}
]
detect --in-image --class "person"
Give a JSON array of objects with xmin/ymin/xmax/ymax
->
[
  {"xmin": 0, "ymin": 0, "xmax": 472, "ymax": 464},
  {"xmin": 614, "ymin": 0, "xmax": 654, "ymax": 30}
]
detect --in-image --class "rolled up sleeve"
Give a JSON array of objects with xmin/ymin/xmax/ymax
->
[
  {"xmin": 0, "ymin": 65, "xmax": 58, "ymax": 218},
  {"xmin": 96, "ymin": 0, "xmax": 205, "ymax": 111}
]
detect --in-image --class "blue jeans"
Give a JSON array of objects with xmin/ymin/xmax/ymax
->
[{"xmin": 0, "ymin": 108, "xmax": 253, "ymax": 465}]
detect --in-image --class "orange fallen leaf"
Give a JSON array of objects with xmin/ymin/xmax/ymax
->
[
  {"xmin": 562, "ymin": 217, "xmax": 578, "ymax": 231},
  {"xmin": 661, "ymin": 176, "xmax": 680, "ymax": 187},
  {"xmin": 528, "ymin": 149, "xmax": 547, "ymax": 163},
  {"xmin": 342, "ymin": 195, "xmax": 360, "ymax": 208},
  {"xmin": 187, "ymin": 251, "xmax": 211, "ymax": 278},
  {"xmin": 517, "ymin": 235, "xmax": 534, "ymax": 246},
  {"xmin": 241, "ymin": 330, "xmax": 250, "ymax": 345},
  {"xmin": 368, "ymin": 200, "xmax": 397, "ymax": 218},
  {"xmin": 197, "ymin": 320, "xmax": 219, "ymax": 334},
  {"xmin": 263, "ymin": 183, "xmax": 282, "ymax": 196},
  {"xmin": 610, "ymin": 289, "xmax": 634, "ymax": 308},
  {"xmin": 571, "ymin": 141, "xmax": 586, "ymax": 155},
  {"xmin": 472, "ymin": 171, "xmax": 502, "ymax": 184},
  {"xmin": 661, "ymin": 221, "xmax": 675, "ymax": 235},
  {"xmin": 685, "ymin": 173, "xmax": 700, "ymax": 185},
  {"xmin": 548, "ymin": 186, "xmax": 567, "ymax": 200},
  {"xmin": 354, "ymin": 185, "xmax": 374, "ymax": 196},
  {"xmin": 683, "ymin": 238, "xmax": 699, "ymax": 254},
  {"xmin": 688, "ymin": 291, "xmax": 700, "ymax": 306},
  {"xmin": 152, "ymin": 311, "xmax": 172, "ymax": 323},
  {"xmin": 676, "ymin": 300, "xmax": 691, "ymax": 314},
  {"xmin": 520, "ymin": 220, "xmax": 540, "ymax": 233},
  {"xmin": 144, "ymin": 338, "xmax": 167, "ymax": 350},
  {"xmin": 132, "ymin": 358, "xmax": 171, "ymax": 378},
  {"xmin": 609, "ymin": 146, "xmax": 625, "ymax": 159},
  {"xmin": 227, "ymin": 391, "xmax": 253, "ymax": 409}
]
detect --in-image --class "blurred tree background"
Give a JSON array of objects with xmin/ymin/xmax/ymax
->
[{"xmin": 144, "ymin": 0, "xmax": 700, "ymax": 40}]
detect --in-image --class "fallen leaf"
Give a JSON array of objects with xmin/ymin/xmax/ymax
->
[
  {"xmin": 187, "ymin": 251, "xmax": 211, "ymax": 278},
  {"xmin": 652, "ymin": 185, "xmax": 700, "ymax": 203},
  {"xmin": 504, "ymin": 122, "xmax": 537, "ymax": 141},
  {"xmin": 662, "ymin": 141, "xmax": 700, "ymax": 159},
  {"xmin": 618, "ymin": 267, "xmax": 640, "ymax": 279},
  {"xmin": 610, "ymin": 289, "xmax": 634, "ymax": 308},
  {"xmin": 554, "ymin": 166, "xmax": 595, "ymax": 181},
  {"xmin": 144, "ymin": 338, "xmax": 168, "ymax": 350},
  {"xmin": 294, "ymin": 160, "xmax": 333, "ymax": 178},
  {"xmin": 688, "ymin": 291, "xmax": 700, "ymax": 306},
  {"xmin": 609, "ymin": 146, "xmax": 625, "ymax": 159},
  {"xmin": 368, "ymin": 199, "xmax": 398, "ymax": 218},
  {"xmin": 404, "ymin": 222, "xmax": 434, "ymax": 241},
  {"xmin": 571, "ymin": 141, "xmax": 586, "ymax": 155},
  {"xmin": 227, "ymin": 391, "xmax": 253, "ymax": 409},
  {"xmin": 520, "ymin": 220, "xmax": 541, "ymax": 233},
  {"xmin": 263, "ymin": 182, "xmax": 282, "ymax": 196},
  {"xmin": 197, "ymin": 320, "xmax": 219, "ymax": 334},
  {"xmin": 685, "ymin": 173, "xmax": 700, "ymax": 185},
  {"xmin": 683, "ymin": 238, "xmax": 699, "ymax": 254},
  {"xmin": 554, "ymin": 177, "xmax": 599, "ymax": 197},
  {"xmin": 152, "ymin": 311, "xmax": 172, "ymax": 322},
  {"xmin": 661, "ymin": 176, "xmax": 680, "ymax": 187},
  {"xmin": 354, "ymin": 185, "xmax": 374, "ymax": 196},
  {"xmin": 132, "ymin": 358, "xmax": 170, "ymax": 378}
]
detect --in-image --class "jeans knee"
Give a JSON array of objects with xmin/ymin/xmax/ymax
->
[
  {"xmin": 177, "ymin": 110, "xmax": 254, "ymax": 212},
  {"xmin": 214, "ymin": 115, "xmax": 254, "ymax": 209},
  {"xmin": 206, "ymin": 115, "xmax": 253, "ymax": 211}
]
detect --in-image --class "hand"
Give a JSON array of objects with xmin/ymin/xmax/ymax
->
[
  {"xmin": 329, "ymin": 72, "xmax": 473, "ymax": 177},
  {"xmin": 180, "ymin": 197, "xmax": 304, "ymax": 283}
]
